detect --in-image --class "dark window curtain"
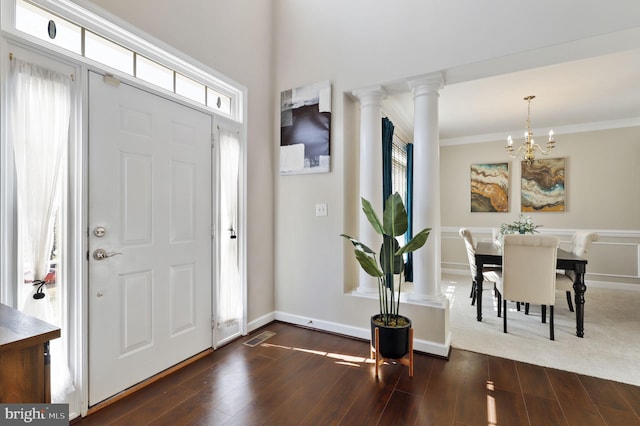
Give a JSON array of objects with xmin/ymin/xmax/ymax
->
[
  {"xmin": 381, "ymin": 117, "xmax": 394, "ymax": 290},
  {"xmin": 404, "ymin": 143, "xmax": 414, "ymax": 282},
  {"xmin": 382, "ymin": 117, "xmax": 394, "ymax": 204}
]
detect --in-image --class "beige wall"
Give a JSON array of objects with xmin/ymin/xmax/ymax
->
[
  {"xmin": 441, "ymin": 127, "xmax": 640, "ymax": 230},
  {"xmin": 441, "ymin": 126, "xmax": 640, "ymax": 288}
]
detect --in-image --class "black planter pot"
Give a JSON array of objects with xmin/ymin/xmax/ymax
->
[{"xmin": 370, "ymin": 314, "xmax": 412, "ymax": 359}]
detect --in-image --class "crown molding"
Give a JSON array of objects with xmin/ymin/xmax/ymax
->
[{"xmin": 440, "ymin": 117, "xmax": 640, "ymax": 146}]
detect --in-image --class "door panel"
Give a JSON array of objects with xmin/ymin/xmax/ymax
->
[
  {"xmin": 121, "ymin": 270, "xmax": 153, "ymax": 353},
  {"xmin": 88, "ymin": 72, "xmax": 213, "ymax": 405},
  {"xmin": 122, "ymin": 153, "xmax": 152, "ymax": 244}
]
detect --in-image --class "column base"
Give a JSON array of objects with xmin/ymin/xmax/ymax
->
[{"xmin": 406, "ymin": 293, "xmax": 449, "ymax": 309}]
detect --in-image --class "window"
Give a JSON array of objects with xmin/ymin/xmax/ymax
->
[
  {"xmin": 207, "ymin": 87, "xmax": 232, "ymax": 115},
  {"xmin": 385, "ymin": 130, "xmax": 414, "ymax": 282},
  {"xmin": 176, "ymin": 73, "xmax": 205, "ymax": 105},
  {"xmin": 15, "ymin": 0, "xmax": 81, "ymax": 55},
  {"xmin": 12, "ymin": 0, "xmax": 241, "ymax": 120},
  {"xmin": 391, "ymin": 137, "xmax": 408, "ymax": 204},
  {"xmin": 85, "ymin": 31, "xmax": 134, "ymax": 75},
  {"xmin": 136, "ymin": 55, "xmax": 173, "ymax": 92},
  {"xmin": 8, "ymin": 56, "xmax": 74, "ymax": 401}
]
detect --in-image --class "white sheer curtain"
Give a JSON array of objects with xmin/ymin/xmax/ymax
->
[
  {"xmin": 8, "ymin": 57, "xmax": 74, "ymax": 402},
  {"xmin": 218, "ymin": 128, "xmax": 242, "ymax": 325}
]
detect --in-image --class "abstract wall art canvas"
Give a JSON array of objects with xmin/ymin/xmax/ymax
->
[
  {"xmin": 470, "ymin": 162, "xmax": 509, "ymax": 212},
  {"xmin": 521, "ymin": 158, "xmax": 565, "ymax": 211},
  {"xmin": 280, "ymin": 80, "xmax": 331, "ymax": 175}
]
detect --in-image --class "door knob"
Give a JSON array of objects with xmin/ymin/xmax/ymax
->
[{"xmin": 93, "ymin": 249, "xmax": 123, "ymax": 260}]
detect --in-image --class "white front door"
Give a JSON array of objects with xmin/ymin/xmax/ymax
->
[{"xmin": 88, "ymin": 72, "xmax": 213, "ymax": 405}]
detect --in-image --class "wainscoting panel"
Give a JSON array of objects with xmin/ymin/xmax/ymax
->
[{"xmin": 589, "ymin": 242, "xmax": 639, "ymax": 278}]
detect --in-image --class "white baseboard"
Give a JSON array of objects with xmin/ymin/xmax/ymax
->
[
  {"xmin": 274, "ymin": 311, "xmax": 450, "ymax": 358},
  {"xmin": 247, "ymin": 312, "xmax": 276, "ymax": 334},
  {"xmin": 274, "ymin": 311, "xmax": 369, "ymax": 339}
]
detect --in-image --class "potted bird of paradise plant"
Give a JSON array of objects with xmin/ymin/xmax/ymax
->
[{"xmin": 341, "ymin": 192, "xmax": 431, "ymax": 359}]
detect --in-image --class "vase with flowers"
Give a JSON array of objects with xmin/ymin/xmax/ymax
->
[{"xmin": 496, "ymin": 213, "xmax": 541, "ymax": 246}]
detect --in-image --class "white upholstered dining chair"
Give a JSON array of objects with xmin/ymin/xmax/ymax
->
[
  {"xmin": 496, "ymin": 234, "xmax": 560, "ymax": 340},
  {"xmin": 459, "ymin": 228, "xmax": 501, "ymax": 305},
  {"xmin": 556, "ymin": 231, "xmax": 599, "ymax": 311}
]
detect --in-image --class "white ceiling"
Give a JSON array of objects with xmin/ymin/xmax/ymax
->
[{"xmin": 383, "ymin": 48, "xmax": 640, "ymax": 145}]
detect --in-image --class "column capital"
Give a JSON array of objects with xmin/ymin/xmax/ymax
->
[
  {"xmin": 407, "ymin": 72, "xmax": 445, "ymax": 98},
  {"xmin": 352, "ymin": 85, "xmax": 386, "ymax": 107}
]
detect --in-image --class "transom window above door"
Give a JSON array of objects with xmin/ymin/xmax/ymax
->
[{"xmin": 12, "ymin": 0, "xmax": 240, "ymax": 119}]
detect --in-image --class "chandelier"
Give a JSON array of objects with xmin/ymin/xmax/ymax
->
[{"xmin": 505, "ymin": 95, "xmax": 556, "ymax": 163}]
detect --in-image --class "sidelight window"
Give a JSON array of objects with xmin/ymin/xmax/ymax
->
[{"xmin": 8, "ymin": 55, "xmax": 75, "ymax": 403}]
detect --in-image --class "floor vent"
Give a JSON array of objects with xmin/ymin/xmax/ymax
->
[{"xmin": 243, "ymin": 331, "xmax": 276, "ymax": 347}]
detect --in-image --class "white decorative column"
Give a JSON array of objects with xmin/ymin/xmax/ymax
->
[
  {"xmin": 407, "ymin": 73, "xmax": 445, "ymax": 304},
  {"xmin": 351, "ymin": 86, "xmax": 385, "ymax": 294}
]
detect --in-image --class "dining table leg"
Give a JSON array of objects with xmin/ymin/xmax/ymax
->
[
  {"xmin": 573, "ymin": 266, "xmax": 587, "ymax": 338},
  {"xmin": 475, "ymin": 266, "xmax": 484, "ymax": 321}
]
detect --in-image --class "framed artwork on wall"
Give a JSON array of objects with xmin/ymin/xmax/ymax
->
[
  {"xmin": 470, "ymin": 162, "xmax": 509, "ymax": 212},
  {"xmin": 521, "ymin": 158, "xmax": 565, "ymax": 211},
  {"xmin": 280, "ymin": 80, "xmax": 331, "ymax": 175}
]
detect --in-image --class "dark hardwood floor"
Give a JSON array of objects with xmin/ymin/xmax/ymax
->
[{"xmin": 74, "ymin": 321, "xmax": 640, "ymax": 425}]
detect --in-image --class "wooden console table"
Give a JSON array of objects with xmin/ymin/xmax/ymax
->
[{"xmin": 0, "ymin": 303, "xmax": 61, "ymax": 403}]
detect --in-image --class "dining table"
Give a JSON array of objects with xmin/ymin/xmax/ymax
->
[{"xmin": 474, "ymin": 241, "xmax": 588, "ymax": 337}]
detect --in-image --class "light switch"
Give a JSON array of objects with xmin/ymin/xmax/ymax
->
[{"xmin": 315, "ymin": 203, "xmax": 328, "ymax": 217}]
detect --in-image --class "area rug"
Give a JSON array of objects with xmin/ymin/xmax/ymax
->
[{"xmin": 442, "ymin": 273, "xmax": 640, "ymax": 386}]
